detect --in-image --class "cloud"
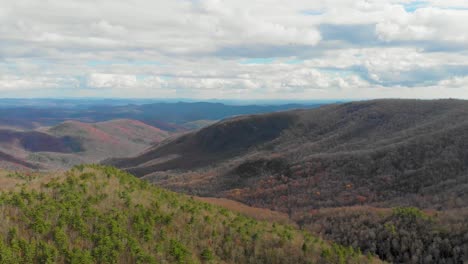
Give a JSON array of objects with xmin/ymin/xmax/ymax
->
[
  {"xmin": 438, "ymin": 76, "xmax": 468, "ymax": 89},
  {"xmin": 376, "ymin": 7, "xmax": 468, "ymax": 44},
  {"xmin": 86, "ymin": 74, "xmax": 172, "ymax": 94},
  {"xmin": 0, "ymin": 75, "xmax": 78, "ymax": 91},
  {"xmin": 0, "ymin": 0, "xmax": 467, "ymax": 99},
  {"xmin": 319, "ymin": 24, "xmax": 378, "ymax": 45},
  {"xmin": 87, "ymin": 73, "xmax": 137, "ymax": 89}
]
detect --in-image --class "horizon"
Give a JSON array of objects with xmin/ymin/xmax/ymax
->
[
  {"xmin": 0, "ymin": 97, "xmax": 343, "ymax": 108},
  {"xmin": 0, "ymin": 97, "xmax": 467, "ymax": 106},
  {"xmin": 1, "ymin": 1, "xmax": 468, "ymax": 99}
]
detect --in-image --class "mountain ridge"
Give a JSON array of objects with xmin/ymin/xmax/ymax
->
[
  {"xmin": 110, "ymin": 98, "xmax": 468, "ymax": 211},
  {"xmin": 0, "ymin": 165, "xmax": 377, "ymax": 264},
  {"xmin": 108, "ymin": 99, "xmax": 468, "ymax": 263},
  {"xmin": 0, "ymin": 119, "xmax": 172, "ymax": 170}
]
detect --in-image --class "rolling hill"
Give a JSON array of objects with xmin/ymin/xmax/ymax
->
[
  {"xmin": 110, "ymin": 99, "xmax": 468, "ymax": 210},
  {"xmin": 0, "ymin": 101, "xmax": 320, "ymax": 131},
  {"xmin": 0, "ymin": 150, "xmax": 40, "ymax": 170},
  {"xmin": 0, "ymin": 100, "xmax": 318, "ymax": 169},
  {"xmin": 47, "ymin": 119, "xmax": 169, "ymax": 159},
  {"xmin": 0, "ymin": 165, "xmax": 377, "ymax": 264},
  {"xmin": 109, "ymin": 99, "xmax": 468, "ymax": 263},
  {"xmin": 0, "ymin": 119, "xmax": 170, "ymax": 170}
]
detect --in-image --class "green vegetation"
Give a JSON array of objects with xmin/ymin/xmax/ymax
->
[
  {"xmin": 0, "ymin": 165, "xmax": 377, "ymax": 264},
  {"xmin": 303, "ymin": 207, "xmax": 467, "ymax": 263},
  {"xmin": 107, "ymin": 99, "xmax": 468, "ymax": 263},
  {"xmin": 392, "ymin": 207, "xmax": 428, "ymax": 220}
]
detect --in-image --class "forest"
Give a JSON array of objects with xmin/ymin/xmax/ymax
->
[
  {"xmin": 110, "ymin": 99, "xmax": 468, "ymax": 263},
  {"xmin": 302, "ymin": 206, "xmax": 468, "ymax": 263},
  {"xmin": 0, "ymin": 165, "xmax": 378, "ymax": 264}
]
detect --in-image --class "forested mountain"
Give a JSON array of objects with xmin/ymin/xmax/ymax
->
[
  {"xmin": 0, "ymin": 101, "xmax": 319, "ymax": 170},
  {"xmin": 0, "ymin": 165, "xmax": 377, "ymax": 264},
  {"xmin": 110, "ymin": 99, "xmax": 468, "ymax": 210},
  {"xmin": 47, "ymin": 119, "xmax": 169, "ymax": 160},
  {"xmin": 0, "ymin": 120, "xmax": 170, "ymax": 170},
  {"xmin": 110, "ymin": 99, "xmax": 468, "ymax": 263},
  {"xmin": 0, "ymin": 101, "xmax": 319, "ymax": 131}
]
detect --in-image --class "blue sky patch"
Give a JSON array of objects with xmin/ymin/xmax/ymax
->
[
  {"xmin": 403, "ymin": 1, "xmax": 429, "ymax": 12},
  {"xmin": 440, "ymin": 6, "xmax": 468, "ymax": 11},
  {"xmin": 285, "ymin": 59, "xmax": 304, "ymax": 65},
  {"xmin": 240, "ymin": 58, "xmax": 276, "ymax": 65}
]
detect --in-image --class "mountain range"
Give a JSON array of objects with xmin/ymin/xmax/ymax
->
[
  {"xmin": 1, "ymin": 99, "xmax": 467, "ymax": 263},
  {"xmin": 109, "ymin": 99, "xmax": 468, "ymax": 263},
  {"xmin": 0, "ymin": 101, "xmax": 317, "ymax": 170},
  {"xmin": 0, "ymin": 119, "xmax": 169, "ymax": 170},
  {"xmin": 0, "ymin": 101, "xmax": 319, "ymax": 130},
  {"xmin": 110, "ymin": 99, "xmax": 468, "ymax": 210}
]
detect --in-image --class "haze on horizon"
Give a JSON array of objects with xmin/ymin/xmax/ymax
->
[{"xmin": 1, "ymin": 0, "xmax": 468, "ymax": 100}]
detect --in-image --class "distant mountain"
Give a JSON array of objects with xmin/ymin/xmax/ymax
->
[
  {"xmin": 0, "ymin": 101, "xmax": 321, "ymax": 169},
  {"xmin": 0, "ymin": 129, "xmax": 81, "ymax": 170},
  {"xmin": 0, "ymin": 101, "xmax": 321, "ymax": 130},
  {"xmin": 130, "ymin": 102, "xmax": 318, "ymax": 125},
  {"xmin": 0, "ymin": 129, "xmax": 80, "ymax": 153},
  {"xmin": 0, "ymin": 165, "xmax": 377, "ymax": 264},
  {"xmin": 110, "ymin": 99, "xmax": 468, "ymax": 210},
  {"xmin": 180, "ymin": 119, "xmax": 218, "ymax": 130},
  {"xmin": 109, "ymin": 99, "xmax": 468, "ymax": 263},
  {"xmin": 0, "ymin": 150, "xmax": 39, "ymax": 170},
  {"xmin": 48, "ymin": 119, "xmax": 169, "ymax": 158},
  {"xmin": 0, "ymin": 119, "xmax": 170, "ymax": 170}
]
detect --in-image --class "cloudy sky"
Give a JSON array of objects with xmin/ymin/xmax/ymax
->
[{"xmin": 1, "ymin": 0, "xmax": 468, "ymax": 99}]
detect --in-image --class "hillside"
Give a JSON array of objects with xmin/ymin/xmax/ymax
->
[
  {"xmin": 0, "ymin": 130, "xmax": 80, "ymax": 153},
  {"xmin": 0, "ymin": 120, "xmax": 170, "ymax": 170},
  {"xmin": 0, "ymin": 101, "xmax": 319, "ymax": 170},
  {"xmin": 0, "ymin": 151, "xmax": 39, "ymax": 170},
  {"xmin": 301, "ymin": 206, "xmax": 468, "ymax": 263},
  {"xmin": 0, "ymin": 165, "xmax": 377, "ymax": 264},
  {"xmin": 109, "ymin": 99, "xmax": 468, "ymax": 263},
  {"xmin": 0, "ymin": 130, "xmax": 82, "ymax": 170},
  {"xmin": 110, "ymin": 99, "xmax": 468, "ymax": 209},
  {"xmin": 0, "ymin": 101, "xmax": 320, "ymax": 131},
  {"xmin": 47, "ymin": 119, "xmax": 169, "ymax": 159}
]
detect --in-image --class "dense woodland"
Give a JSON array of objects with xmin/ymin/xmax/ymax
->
[
  {"xmin": 112, "ymin": 100, "xmax": 468, "ymax": 209},
  {"xmin": 111, "ymin": 99, "xmax": 468, "ymax": 263},
  {"xmin": 0, "ymin": 165, "xmax": 377, "ymax": 264},
  {"xmin": 302, "ymin": 207, "xmax": 468, "ymax": 263}
]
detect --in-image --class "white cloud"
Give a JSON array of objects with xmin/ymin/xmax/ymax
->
[
  {"xmin": 438, "ymin": 76, "xmax": 468, "ymax": 89},
  {"xmin": 0, "ymin": 0, "xmax": 467, "ymax": 99},
  {"xmin": 376, "ymin": 7, "xmax": 468, "ymax": 44},
  {"xmin": 87, "ymin": 73, "xmax": 137, "ymax": 89}
]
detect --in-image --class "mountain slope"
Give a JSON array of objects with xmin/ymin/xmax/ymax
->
[
  {"xmin": 0, "ymin": 101, "xmax": 321, "ymax": 130},
  {"xmin": 109, "ymin": 99, "xmax": 468, "ymax": 263},
  {"xmin": 0, "ymin": 150, "xmax": 39, "ymax": 170},
  {"xmin": 31, "ymin": 119, "xmax": 171, "ymax": 168},
  {"xmin": 48, "ymin": 119, "xmax": 169, "ymax": 159},
  {"xmin": 0, "ymin": 165, "xmax": 377, "ymax": 264},
  {"xmin": 0, "ymin": 130, "xmax": 80, "ymax": 153},
  {"xmin": 110, "ymin": 99, "xmax": 468, "ymax": 211},
  {"xmin": 112, "ymin": 112, "xmax": 296, "ymax": 173},
  {"xmin": 0, "ymin": 120, "xmax": 170, "ymax": 170},
  {"xmin": 0, "ymin": 130, "xmax": 82, "ymax": 170}
]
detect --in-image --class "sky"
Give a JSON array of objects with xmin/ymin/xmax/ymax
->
[{"xmin": 1, "ymin": 0, "xmax": 468, "ymax": 100}]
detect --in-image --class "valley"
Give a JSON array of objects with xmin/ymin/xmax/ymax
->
[
  {"xmin": 1, "ymin": 99, "xmax": 467, "ymax": 263},
  {"xmin": 110, "ymin": 99, "xmax": 468, "ymax": 263},
  {"xmin": 0, "ymin": 101, "xmax": 314, "ymax": 170},
  {"xmin": 4, "ymin": 0, "xmax": 468, "ymax": 262},
  {"xmin": 0, "ymin": 119, "xmax": 170, "ymax": 170}
]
